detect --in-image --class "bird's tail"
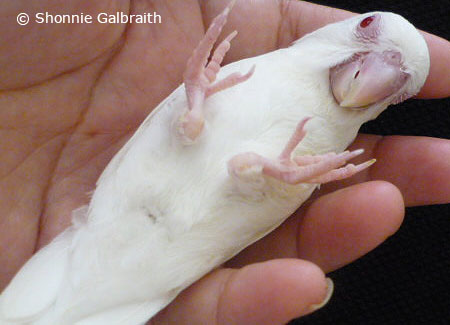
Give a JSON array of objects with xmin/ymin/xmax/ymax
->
[{"xmin": 0, "ymin": 229, "xmax": 75, "ymax": 324}]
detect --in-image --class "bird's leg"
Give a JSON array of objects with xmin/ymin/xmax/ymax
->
[
  {"xmin": 176, "ymin": 0, "xmax": 255, "ymax": 144},
  {"xmin": 228, "ymin": 117, "xmax": 375, "ymax": 186}
]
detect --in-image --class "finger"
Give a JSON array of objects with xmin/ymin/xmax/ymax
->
[
  {"xmin": 369, "ymin": 135, "xmax": 450, "ymax": 206},
  {"xmin": 227, "ymin": 135, "xmax": 448, "ymax": 270},
  {"xmin": 203, "ymin": 1, "xmax": 450, "ymax": 98},
  {"xmin": 152, "ymin": 259, "xmax": 330, "ymax": 324},
  {"xmin": 297, "ymin": 181, "xmax": 404, "ymax": 272},
  {"xmin": 227, "ymin": 181, "xmax": 404, "ymax": 273},
  {"xmin": 418, "ymin": 33, "xmax": 450, "ymax": 98},
  {"xmin": 323, "ymin": 134, "xmax": 450, "ymax": 206}
]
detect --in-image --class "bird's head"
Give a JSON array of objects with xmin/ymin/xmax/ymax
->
[
  {"xmin": 330, "ymin": 12, "xmax": 429, "ymax": 109},
  {"xmin": 298, "ymin": 12, "xmax": 430, "ymax": 111}
]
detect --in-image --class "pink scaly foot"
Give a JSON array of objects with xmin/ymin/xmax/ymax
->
[
  {"xmin": 176, "ymin": 0, "xmax": 255, "ymax": 144},
  {"xmin": 228, "ymin": 117, "xmax": 375, "ymax": 187}
]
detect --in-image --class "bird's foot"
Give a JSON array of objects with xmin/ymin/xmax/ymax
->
[
  {"xmin": 228, "ymin": 117, "xmax": 375, "ymax": 185},
  {"xmin": 176, "ymin": 0, "xmax": 255, "ymax": 144}
]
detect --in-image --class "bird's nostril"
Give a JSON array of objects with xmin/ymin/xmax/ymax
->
[{"xmin": 384, "ymin": 51, "xmax": 402, "ymax": 64}]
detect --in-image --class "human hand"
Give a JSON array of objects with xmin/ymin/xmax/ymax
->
[{"xmin": 0, "ymin": 1, "xmax": 448, "ymax": 324}]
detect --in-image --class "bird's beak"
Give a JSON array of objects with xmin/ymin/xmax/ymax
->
[{"xmin": 330, "ymin": 51, "xmax": 409, "ymax": 108}]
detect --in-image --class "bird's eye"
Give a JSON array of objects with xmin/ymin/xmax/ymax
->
[{"xmin": 360, "ymin": 16, "xmax": 375, "ymax": 28}]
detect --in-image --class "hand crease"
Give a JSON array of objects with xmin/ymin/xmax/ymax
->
[
  {"xmin": 214, "ymin": 270, "xmax": 234, "ymax": 325},
  {"xmin": 35, "ymin": 35, "xmax": 128, "ymax": 251},
  {"xmin": 0, "ymin": 129, "xmax": 72, "ymax": 181},
  {"xmin": 277, "ymin": 0, "xmax": 297, "ymax": 49}
]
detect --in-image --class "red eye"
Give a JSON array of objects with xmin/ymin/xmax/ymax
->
[{"xmin": 360, "ymin": 16, "xmax": 374, "ymax": 28}]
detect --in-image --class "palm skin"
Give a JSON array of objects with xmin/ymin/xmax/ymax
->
[{"xmin": 0, "ymin": 1, "xmax": 449, "ymax": 324}]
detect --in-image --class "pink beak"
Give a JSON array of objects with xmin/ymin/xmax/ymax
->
[{"xmin": 330, "ymin": 51, "xmax": 409, "ymax": 108}]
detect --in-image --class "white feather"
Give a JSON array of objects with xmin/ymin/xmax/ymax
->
[
  {"xmin": 0, "ymin": 12, "xmax": 429, "ymax": 324},
  {"xmin": 0, "ymin": 230, "xmax": 72, "ymax": 323}
]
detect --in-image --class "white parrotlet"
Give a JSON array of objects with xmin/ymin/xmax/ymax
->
[{"xmin": 0, "ymin": 1, "xmax": 429, "ymax": 324}]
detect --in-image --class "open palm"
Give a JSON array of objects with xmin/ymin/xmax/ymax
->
[{"xmin": 1, "ymin": 1, "xmax": 449, "ymax": 324}]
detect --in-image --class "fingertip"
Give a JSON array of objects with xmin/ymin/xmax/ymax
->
[
  {"xmin": 374, "ymin": 181, "xmax": 405, "ymax": 236},
  {"xmin": 153, "ymin": 259, "xmax": 330, "ymax": 325},
  {"xmin": 309, "ymin": 277, "xmax": 334, "ymax": 313},
  {"xmin": 371, "ymin": 136, "xmax": 450, "ymax": 206},
  {"xmin": 354, "ymin": 180, "xmax": 405, "ymax": 237},
  {"xmin": 217, "ymin": 259, "xmax": 330, "ymax": 324},
  {"xmin": 298, "ymin": 181, "xmax": 405, "ymax": 272}
]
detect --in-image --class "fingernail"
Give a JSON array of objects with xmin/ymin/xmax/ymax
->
[{"xmin": 309, "ymin": 277, "xmax": 334, "ymax": 312}]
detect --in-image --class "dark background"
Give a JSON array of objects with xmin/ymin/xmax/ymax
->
[{"xmin": 291, "ymin": 0, "xmax": 449, "ymax": 324}]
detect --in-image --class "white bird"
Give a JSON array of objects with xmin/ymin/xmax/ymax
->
[{"xmin": 0, "ymin": 2, "xmax": 429, "ymax": 324}]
